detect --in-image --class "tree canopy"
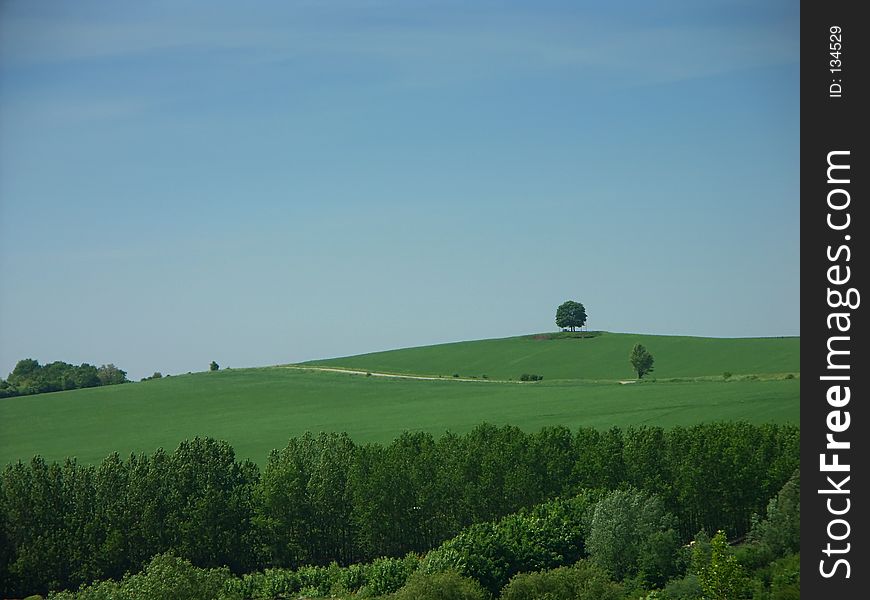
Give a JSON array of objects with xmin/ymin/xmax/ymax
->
[
  {"xmin": 555, "ymin": 301, "xmax": 587, "ymax": 331},
  {"xmin": 0, "ymin": 359, "xmax": 126, "ymax": 398},
  {"xmin": 629, "ymin": 344, "xmax": 655, "ymax": 379}
]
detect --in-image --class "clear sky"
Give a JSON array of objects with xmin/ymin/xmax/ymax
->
[{"xmin": 0, "ymin": 0, "xmax": 799, "ymax": 381}]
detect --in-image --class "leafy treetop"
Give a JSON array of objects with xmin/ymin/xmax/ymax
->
[{"xmin": 555, "ymin": 300, "xmax": 587, "ymax": 332}]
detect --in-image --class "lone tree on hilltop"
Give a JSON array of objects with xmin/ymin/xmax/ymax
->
[
  {"xmin": 555, "ymin": 300, "xmax": 587, "ymax": 331},
  {"xmin": 629, "ymin": 344, "xmax": 655, "ymax": 379},
  {"xmin": 209, "ymin": 361, "xmax": 220, "ymax": 372}
]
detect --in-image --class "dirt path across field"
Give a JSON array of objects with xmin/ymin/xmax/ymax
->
[{"xmin": 281, "ymin": 365, "xmax": 510, "ymax": 383}]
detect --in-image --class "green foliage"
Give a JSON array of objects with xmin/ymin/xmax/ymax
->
[
  {"xmin": 658, "ymin": 573, "xmax": 703, "ymax": 599},
  {"xmin": 96, "ymin": 364, "xmax": 128, "ymax": 386},
  {"xmin": 748, "ymin": 470, "xmax": 799, "ymax": 558},
  {"xmin": 0, "ymin": 424, "xmax": 799, "ymax": 597},
  {"xmin": 519, "ymin": 374, "xmax": 543, "ymax": 381},
  {"xmin": 555, "ymin": 300, "xmax": 587, "ymax": 332},
  {"xmin": 500, "ymin": 560, "xmax": 623, "ymax": 600},
  {"xmin": 392, "ymin": 570, "xmax": 489, "ymax": 600},
  {"xmin": 586, "ymin": 488, "xmax": 679, "ymax": 586},
  {"xmin": 364, "ymin": 555, "xmax": 421, "ymax": 596},
  {"xmin": 47, "ymin": 553, "xmax": 238, "ymax": 600},
  {"xmin": 694, "ymin": 531, "xmax": 749, "ymax": 600},
  {"xmin": 630, "ymin": 344, "xmax": 655, "ymax": 379},
  {"xmin": 423, "ymin": 492, "xmax": 598, "ymax": 594},
  {"xmin": 0, "ymin": 359, "xmax": 116, "ymax": 398},
  {"xmin": 209, "ymin": 361, "xmax": 220, "ymax": 371},
  {"xmin": 0, "ymin": 440, "xmax": 258, "ymax": 597},
  {"xmin": 768, "ymin": 553, "xmax": 799, "ymax": 600},
  {"xmin": 257, "ymin": 432, "xmax": 356, "ymax": 566}
]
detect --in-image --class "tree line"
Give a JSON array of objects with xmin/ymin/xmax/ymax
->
[
  {"xmin": 48, "ymin": 475, "xmax": 800, "ymax": 600},
  {"xmin": 0, "ymin": 358, "xmax": 128, "ymax": 398},
  {"xmin": 0, "ymin": 422, "xmax": 798, "ymax": 597}
]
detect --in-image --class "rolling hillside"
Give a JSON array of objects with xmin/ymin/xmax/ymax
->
[
  {"xmin": 0, "ymin": 332, "xmax": 799, "ymax": 467},
  {"xmin": 304, "ymin": 331, "xmax": 800, "ymax": 381}
]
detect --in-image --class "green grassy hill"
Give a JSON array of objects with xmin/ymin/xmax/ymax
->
[
  {"xmin": 305, "ymin": 331, "xmax": 799, "ymax": 381},
  {"xmin": 0, "ymin": 332, "xmax": 799, "ymax": 467}
]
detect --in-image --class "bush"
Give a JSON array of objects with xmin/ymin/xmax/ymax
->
[
  {"xmin": 295, "ymin": 564, "xmax": 334, "ymax": 596},
  {"xmin": 239, "ymin": 568, "xmax": 301, "ymax": 598},
  {"xmin": 48, "ymin": 553, "xmax": 239, "ymax": 600},
  {"xmin": 784, "ymin": 373, "xmax": 795, "ymax": 380},
  {"xmin": 393, "ymin": 570, "xmax": 489, "ymax": 600},
  {"xmin": 658, "ymin": 573, "xmax": 703, "ymax": 599},
  {"xmin": 422, "ymin": 493, "xmax": 597, "ymax": 594},
  {"xmin": 500, "ymin": 560, "xmax": 623, "ymax": 600},
  {"xmin": 519, "ymin": 374, "xmax": 543, "ymax": 382},
  {"xmin": 722, "ymin": 372, "xmax": 732, "ymax": 380},
  {"xmin": 768, "ymin": 553, "xmax": 799, "ymax": 600},
  {"xmin": 364, "ymin": 555, "xmax": 420, "ymax": 596},
  {"xmin": 693, "ymin": 531, "xmax": 748, "ymax": 600}
]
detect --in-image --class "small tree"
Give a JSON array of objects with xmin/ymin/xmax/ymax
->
[
  {"xmin": 97, "ymin": 363, "xmax": 128, "ymax": 385},
  {"xmin": 209, "ymin": 361, "xmax": 220, "ymax": 372},
  {"xmin": 587, "ymin": 488, "xmax": 679, "ymax": 587},
  {"xmin": 555, "ymin": 300, "xmax": 587, "ymax": 331},
  {"xmin": 629, "ymin": 344, "xmax": 654, "ymax": 379},
  {"xmin": 694, "ymin": 531, "xmax": 748, "ymax": 600}
]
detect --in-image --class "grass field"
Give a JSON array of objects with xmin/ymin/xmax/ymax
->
[
  {"xmin": 305, "ymin": 331, "xmax": 800, "ymax": 381},
  {"xmin": 0, "ymin": 332, "xmax": 799, "ymax": 467}
]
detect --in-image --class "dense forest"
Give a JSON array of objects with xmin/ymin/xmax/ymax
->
[
  {"xmin": 47, "ymin": 475, "xmax": 800, "ymax": 599},
  {"xmin": 0, "ymin": 422, "xmax": 798, "ymax": 597},
  {"xmin": 0, "ymin": 359, "xmax": 129, "ymax": 398}
]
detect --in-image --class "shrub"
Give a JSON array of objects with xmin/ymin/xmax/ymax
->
[
  {"xmin": 658, "ymin": 573, "xmax": 703, "ymax": 599},
  {"xmin": 336, "ymin": 562, "xmax": 366, "ymax": 593},
  {"xmin": 296, "ymin": 564, "xmax": 333, "ymax": 596},
  {"xmin": 364, "ymin": 555, "xmax": 420, "ymax": 596},
  {"xmin": 500, "ymin": 560, "xmax": 623, "ymax": 600},
  {"xmin": 768, "ymin": 553, "xmax": 800, "ymax": 600},
  {"xmin": 722, "ymin": 372, "xmax": 732, "ymax": 380},
  {"xmin": 693, "ymin": 531, "xmax": 748, "ymax": 600},
  {"xmin": 784, "ymin": 373, "xmax": 795, "ymax": 379},
  {"xmin": 422, "ymin": 493, "xmax": 596, "ymax": 594},
  {"xmin": 47, "ymin": 553, "xmax": 239, "ymax": 600},
  {"xmin": 453, "ymin": 373, "xmax": 460, "ymax": 378},
  {"xmin": 393, "ymin": 570, "xmax": 489, "ymax": 600},
  {"xmin": 519, "ymin": 374, "xmax": 543, "ymax": 382},
  {"xmin": 249, "ymin": 568, "xmax": 302, "ymax": 597}
]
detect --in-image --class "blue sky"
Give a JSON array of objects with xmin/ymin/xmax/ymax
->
[{"xmin": 0, "ymin": 0, "xmax": 799, "ymax": 380}]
